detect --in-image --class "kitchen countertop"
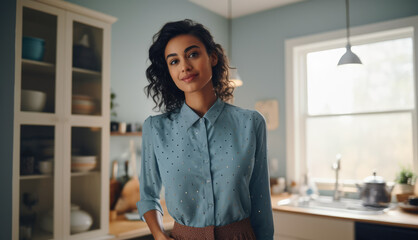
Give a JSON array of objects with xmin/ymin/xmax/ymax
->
[{"xmin": 271, "ymin": 194, "xmax": 418, "ymax": 229}]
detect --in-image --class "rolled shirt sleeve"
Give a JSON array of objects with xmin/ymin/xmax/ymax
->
[
  {"xmin": 249, "ymin": 112, "xmax": 274, "ymax": 239},
  {"xmin": 137, "ymin": 116, "xmax": 164, "ymax": 221}
]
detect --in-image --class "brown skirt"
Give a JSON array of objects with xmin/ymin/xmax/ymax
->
[{"xmin": 170, "ymin": 218, "xmax": 256, "ymax": 240}]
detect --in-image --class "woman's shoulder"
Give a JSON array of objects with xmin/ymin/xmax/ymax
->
[
  {"xmin": 224, "ymin": 102, "xmax": 265, "ymax": 123},
  {"xmin": 143, "ymin": 110, "xmax": 180, "ymax": 128}
]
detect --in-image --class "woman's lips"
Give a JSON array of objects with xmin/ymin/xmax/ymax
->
[{"xmin": 181, "ymin": 74, "xmax": 198, "ymax": 82}]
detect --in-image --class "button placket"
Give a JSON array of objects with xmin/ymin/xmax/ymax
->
[{"xmin": 200, "ymin": 118, "xmax": 215, "ymax": 225}]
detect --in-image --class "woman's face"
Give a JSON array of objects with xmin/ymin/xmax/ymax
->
[{"xmin": 164, "ymin": 34, "xmax": 218, "ymax": 95}]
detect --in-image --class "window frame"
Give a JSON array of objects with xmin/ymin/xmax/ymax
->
[{"xmin": 285, "ymin": 15, "xmax": 418, "ymax": 187}]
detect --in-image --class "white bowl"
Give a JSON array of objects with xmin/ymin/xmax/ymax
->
[
  {"xmin": 21, "ymin": 89, "xmax": 46, "ymax": 112},
  {"xmin": 71, "ymin": 162, "xmax": 96, "ymax": 172}
]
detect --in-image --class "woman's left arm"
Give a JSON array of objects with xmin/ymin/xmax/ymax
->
[{"xmin": 249, "ymin": 112, "xmax": 274, "ymax": 240}]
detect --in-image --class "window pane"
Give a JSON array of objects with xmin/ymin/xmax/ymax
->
[
  {"xmin": 307, "ymin": 38, "xmax": 414, "ymax": 115},
  {"xmin": 306, "ymin": 113, "xmax": 413, "ymax": 182}
]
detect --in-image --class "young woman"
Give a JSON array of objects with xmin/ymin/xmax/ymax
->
[{"xmin": 137, "ymin": 19, "xmax": 274, "ymax": 240}]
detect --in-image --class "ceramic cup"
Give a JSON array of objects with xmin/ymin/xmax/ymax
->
[
  {"xmin": 39, "ymin": 160, "xmax": 53, "ymax": 174},
  {"xmin": 119, "ymin": 122, "xmax": 126, "ymax": 134}
]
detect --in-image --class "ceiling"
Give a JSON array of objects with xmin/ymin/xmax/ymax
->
[{"xmin": 188, "ymin": 0, "xmax": 306, "ymax": 19}]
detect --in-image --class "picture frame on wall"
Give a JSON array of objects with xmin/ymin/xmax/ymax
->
[{"xmin": 255, "ymin": 99, "xmax": 279, "ymax": 130}]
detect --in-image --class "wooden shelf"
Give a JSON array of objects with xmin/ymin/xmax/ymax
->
[{"xmin": 110, "ymin": 132, "xmax": 142, "ymax": 136}]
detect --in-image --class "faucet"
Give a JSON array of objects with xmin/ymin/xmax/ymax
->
[{"xmin": 332, "ymin": 154, "xmax": 342, "ymax": 201}]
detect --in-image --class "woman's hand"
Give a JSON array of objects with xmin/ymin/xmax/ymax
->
[
  {"xmin": 155, "ymin": 231, "xmax": 175, "ymax": 240},
  {"xmin": 143, "ymin": 210, "xmax": 174, "ymax": 239}
]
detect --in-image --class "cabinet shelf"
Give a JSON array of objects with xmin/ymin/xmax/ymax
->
[
  {"xmin": 22, "ymin": 58, "xmax": 55, "ymax": 76},
  {"xmin": 110, "ymin": 131, "xmax": 142, "ymax": 136},
  {"xmin": 20, "ymin": 174, "xmax": 53, "ymax": 180},
  {"xmin": 73, "ymin": 67, "xmax": 101, "ymax": 80},
  {"xmin": 71, "ymin": 170, "xmax": 100, "ymax": 177}
]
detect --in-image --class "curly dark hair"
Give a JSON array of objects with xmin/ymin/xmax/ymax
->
[{"xmin": 145, "ymin": 19, "xmax": 234, "ymax": 112}]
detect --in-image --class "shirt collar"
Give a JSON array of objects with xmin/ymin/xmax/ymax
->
[{"xmin": 179, "ymin": 98, "xmax": 225, "ymax": 129}]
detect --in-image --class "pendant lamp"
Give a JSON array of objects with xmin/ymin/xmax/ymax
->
[
  {"xmin": 338, "ymin": 0, "xmax": 362, "ymax": 65},
  {"xmin": 228, "ymin": 0, "xmax": 243, "ymax": 87}
]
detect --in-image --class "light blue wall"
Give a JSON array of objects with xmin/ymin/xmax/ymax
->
[
  {"xmin": 0, "ymin": 0, "xmax": 16, "ymax": 238},
  {"xmin": 231, "ymin": 0, "xmax": 418, "ymax": 177},
  {"xmin": 65, "ymin": 0, "xmax": 418, "ymax": 178},
  {"xmin": 65, "ymin": 0, "xmax": 228, "ymax": 177}
]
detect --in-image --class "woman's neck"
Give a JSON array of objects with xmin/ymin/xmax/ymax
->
[{"xmin": 185, "ymin": 90, "xmax": 217, "ymax": 118}]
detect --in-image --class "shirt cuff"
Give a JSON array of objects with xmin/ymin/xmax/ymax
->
[{"xmin": 136, "ymin": 199, "xmax": 164, "ymax": 221}]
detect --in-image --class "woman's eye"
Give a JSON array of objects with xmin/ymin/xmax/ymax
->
[
  {"xmin": 169, "ymin": 59, "xmax": 178, "ymax": 65},
  {"xmin": 188, "ymin": 52, "xmax": 198, "ymax": 58}
]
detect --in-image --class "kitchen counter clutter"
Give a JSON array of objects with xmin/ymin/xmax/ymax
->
[
  {"xmin": 271, "ymin": 194, "xmax": 418, "ymax": 229},
  {"xmin": 271, "ymin": 194, "xmax": 418, "ymax": 240}
]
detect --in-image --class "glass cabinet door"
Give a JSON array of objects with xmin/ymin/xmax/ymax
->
[
  {"xmin": 65, "ymin": 12, "xmax": 109, "ymax": 237},
  {"xmin": 19, "ymin": 125, "xmax": 55, "ymax": 240},
  {"xmin": 71, "ymin": 21, "xmax": 104, "ymax": 116},
  {"xmin": 17, "ymin": 2, "xmax": 65, "ymax": 239},
  {"xmin": 70, "ymin": 127, "xmax": 102, "ymax": 235},
  {"xmin": 21, "ymin": 7, "xmax": 57, "ymax": 114}
]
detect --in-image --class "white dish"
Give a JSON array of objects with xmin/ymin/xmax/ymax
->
[{"xmin": 21, "ymin": 89, "xmax": 46, "ymax": 112}]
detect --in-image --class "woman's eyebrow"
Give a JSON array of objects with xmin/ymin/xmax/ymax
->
[
  {"xmin": 166, "ymin": 45, "xmax": 200, "ymax": 60},
  {"xmin": 184, "ymin": 45, "xmax": 199, "ymax": 53}
]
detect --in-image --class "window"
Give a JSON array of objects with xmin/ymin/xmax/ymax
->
[{"xmin": 286, "ymin": 16, "xmax": 418, "ymax": 187}]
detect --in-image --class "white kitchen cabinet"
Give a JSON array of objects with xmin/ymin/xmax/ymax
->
[
  {"xmin": 12, "ymin": 0, "xmax": 116, "ymax": 239},
  {"xmin": 273, "ymin": 211, "xmax": 354, "ymax": 240}
]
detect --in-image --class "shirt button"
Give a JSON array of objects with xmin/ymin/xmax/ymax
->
[
  {"xmin": 206, "ymin": 179, "xmax": 211, "ymax": 183},
  {"xmin": 209, "ymin": 203, "xmax": 213, "ymax": 207}
]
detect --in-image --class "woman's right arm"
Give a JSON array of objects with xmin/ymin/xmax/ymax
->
[
  {"xmin": 136, "ymin": 117, "xmax": 173, "ymax": 239},
  {"xmin": 143, "ymin": 210, "xmax": 174, "ymax": 240}
]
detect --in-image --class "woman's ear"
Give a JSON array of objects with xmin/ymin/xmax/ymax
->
[{"xmin": 210, "ymin": 53, "xmax": 218, "ymax": 67}]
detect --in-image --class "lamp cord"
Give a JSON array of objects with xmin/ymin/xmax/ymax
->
[
  {"xmin": 345, "ymin": 0, "xmax": 351, "ymax": 45},
  {"xmin": 228, "ymin": 0, "xmax": 232, "ymax": 59}
]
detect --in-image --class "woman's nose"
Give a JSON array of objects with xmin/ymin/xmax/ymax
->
[{"xmin": 181, "ymin": 59, "xmax": 192, "ymax": 72}]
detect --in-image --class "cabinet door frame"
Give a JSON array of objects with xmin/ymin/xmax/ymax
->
[
  {"xmin": 13, "ymin": 0, "xmax": 67, "ymax": 239},
  {"xmin": 63, "ymin": 12, "xmax": 110, "ymax": 239}
]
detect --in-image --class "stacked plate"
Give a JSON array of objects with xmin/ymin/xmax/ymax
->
[
  {"xmin": 72, "ymin": 95, "xmax": 95, "ymax": 115},
  {"xmin": 71, "ymin": 156, "xmax": 97, "ymax": 172}
]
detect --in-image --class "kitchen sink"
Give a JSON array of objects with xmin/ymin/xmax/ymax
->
[{"xmin": 277, "ymin": 196, "xmax": 394, "ymax": 215}]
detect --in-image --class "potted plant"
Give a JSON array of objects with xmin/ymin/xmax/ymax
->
[{"xmin": 395, "ymin": 166, "xmax": 416, "ymax": 194}]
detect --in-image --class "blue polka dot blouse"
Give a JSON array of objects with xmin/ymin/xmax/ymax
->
[{"xmin": 137, "ymin": 98, "xmax": 274, "ymax": 239}]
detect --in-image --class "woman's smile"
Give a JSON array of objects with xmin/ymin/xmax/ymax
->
[{"xmin": 181, "ymin": 73, "xmax": 198, "ymax": 82}]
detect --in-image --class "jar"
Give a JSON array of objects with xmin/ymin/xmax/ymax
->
[{"xmin": 70, "ymin": 204, "xmax": 93, "ymax": 234}]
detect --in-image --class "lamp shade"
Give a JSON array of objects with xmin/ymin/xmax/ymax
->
[
  {"xmin": 229, "ymin": 67, "xmax": 243, "ymax": 87},
  {"xmin": 338, "ymin": 44, "xmax": 362, "ymax": 65}
]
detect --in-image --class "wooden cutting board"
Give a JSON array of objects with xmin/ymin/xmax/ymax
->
[{"xmin": 115, "ymin": 140, "xmax": 140, "ymax": 213}]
